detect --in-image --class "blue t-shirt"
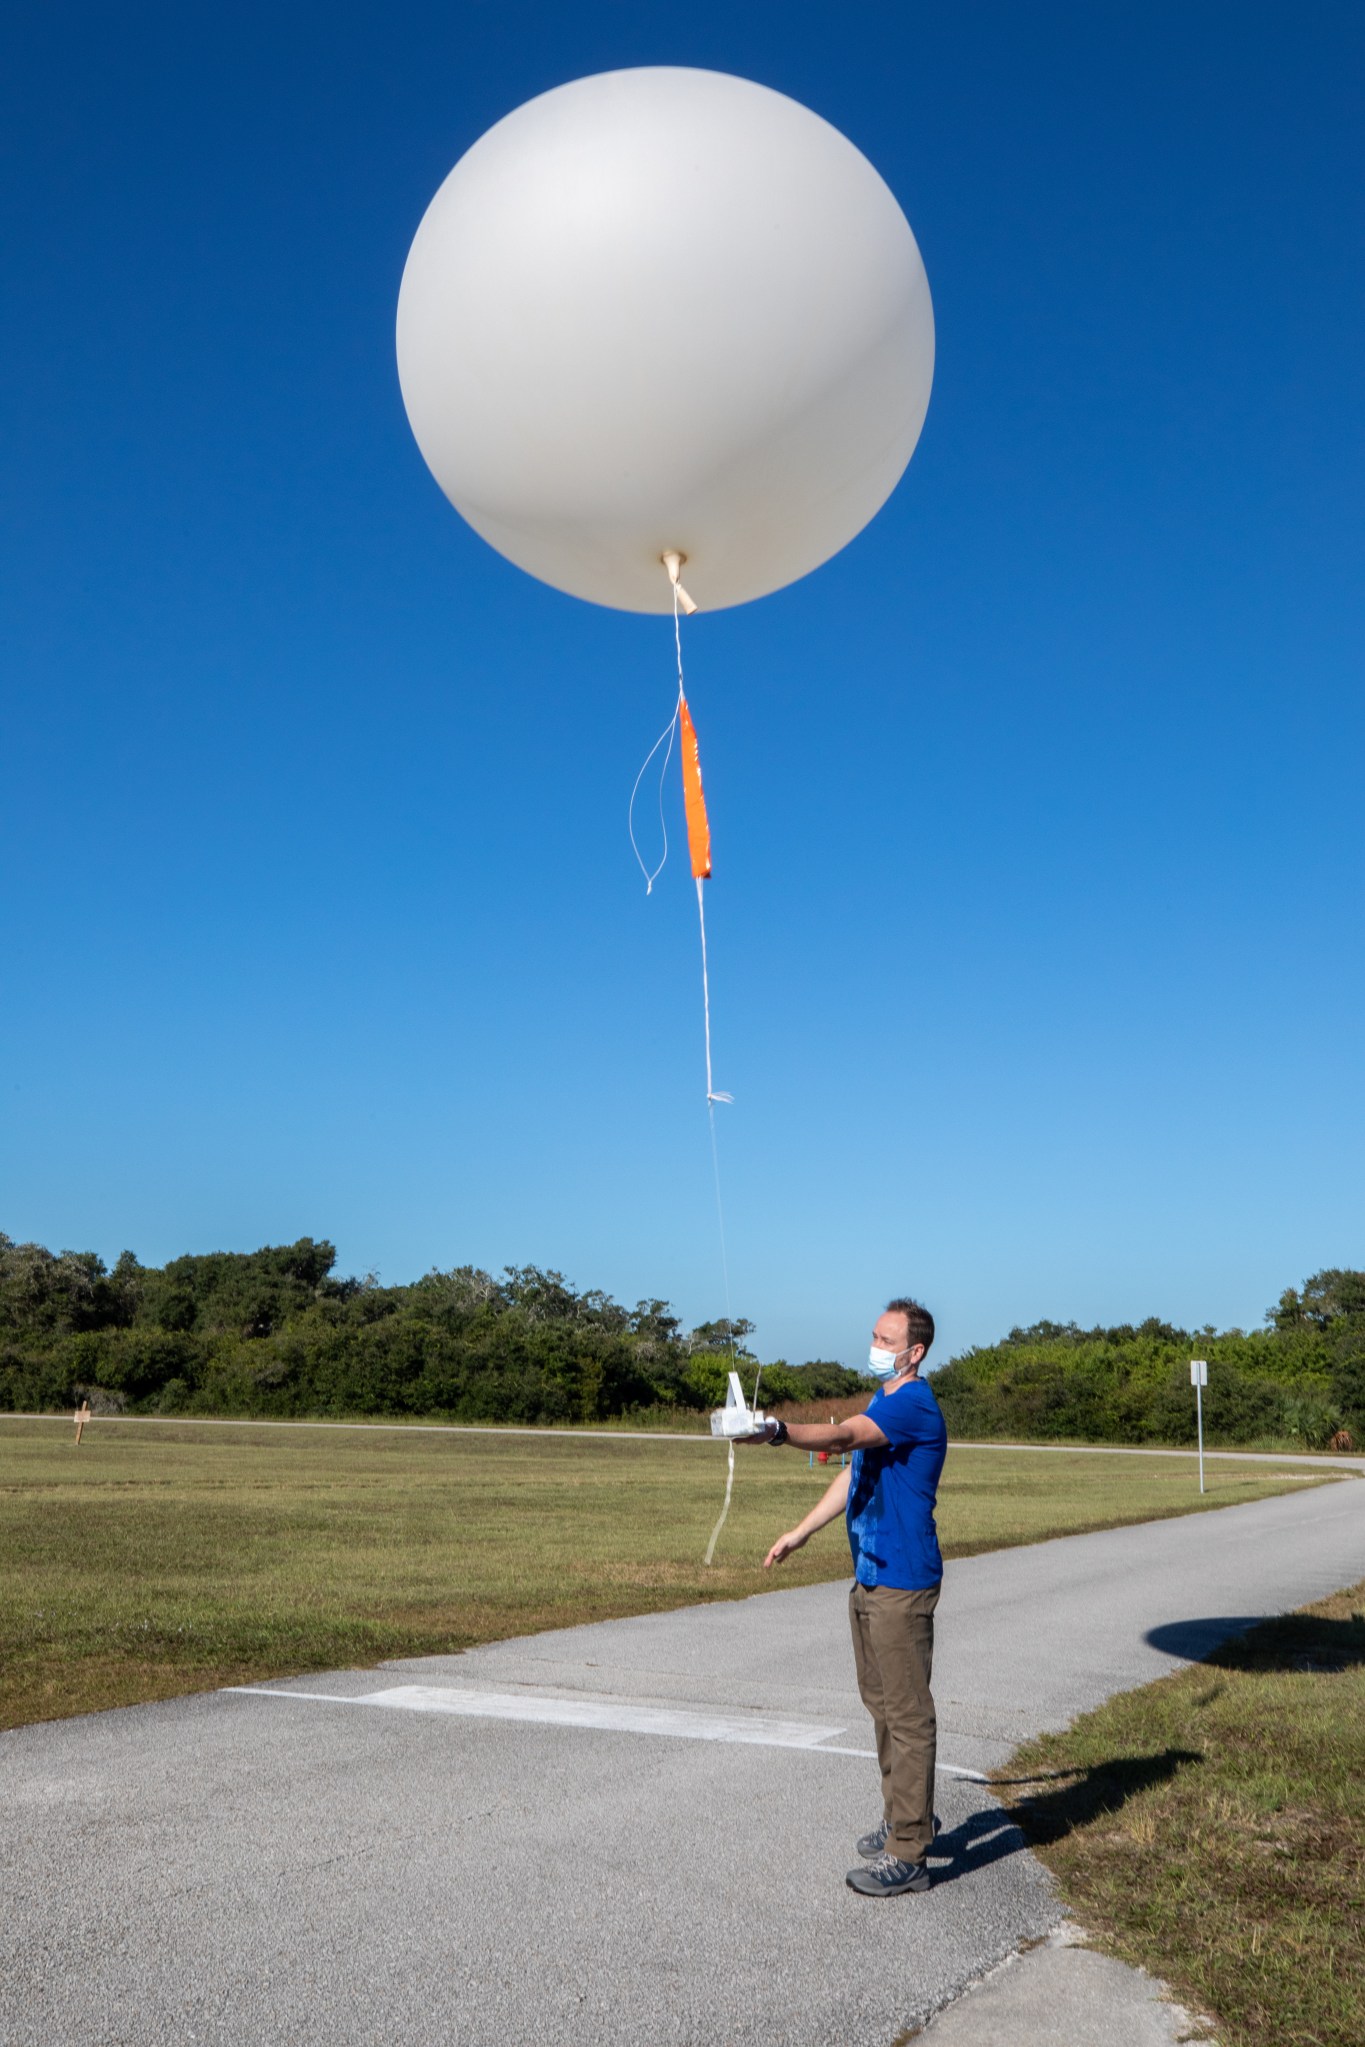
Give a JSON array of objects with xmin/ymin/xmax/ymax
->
[{"xmin": 846, "ymin": 1376, "xmax": 948, "ymax": 1590}]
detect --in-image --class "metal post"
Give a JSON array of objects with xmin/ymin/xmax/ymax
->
[{"xmin": 1191, "ymin": 1360, "xmax": 1207, "ymax": 1493}]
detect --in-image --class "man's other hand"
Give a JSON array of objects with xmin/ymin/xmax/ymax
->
[{"xmin": 764, "ymin": 1528, "xmax": 807, "ymax": 1568}]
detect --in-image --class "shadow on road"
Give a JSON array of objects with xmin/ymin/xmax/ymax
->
[
  {"xmin": 1144, "ymin": 1616, "xmax": 1265, "ymax": 1662},
  {"xmin": 1147, "ymin": 1610, "xmax": 1365, "ymax": 1674},
  {"xmin": 929, "ymin": 1800, "xmax": 1038, "ymax": 1880}
]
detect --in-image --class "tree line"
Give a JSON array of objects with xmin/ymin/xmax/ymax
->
[
  {"xmin": 2, "ymin": 1235, "xmax": 1361, "ymax": 1446},
  {"xmin": 928, "ymin": 1269, "xmax": 1365, "ymax": 1449},
  {"xmin": 0, "ymin": 1235, "xmax": 861, "ymax": 1424}
]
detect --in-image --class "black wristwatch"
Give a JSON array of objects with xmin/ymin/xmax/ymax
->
[{"xmin": 768, "ymin": 1419, "xmax": 789, "ymax": 1446}]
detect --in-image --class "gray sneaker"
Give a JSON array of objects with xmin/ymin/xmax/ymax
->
[
  {"xmin": 857, "ymin": 1813, "xmax": 943, "ymax": 1859},
  {"xmin": 846, "ymin": 1851, "xmax": 932, "ymax": 1897}
]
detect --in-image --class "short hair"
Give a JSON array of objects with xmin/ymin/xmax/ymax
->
[{"xmin": 885, "ymin": 1297, "xmax": 934, "ymax": 1360}]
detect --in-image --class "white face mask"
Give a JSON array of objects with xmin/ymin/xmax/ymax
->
[{"xmin": 867, "ymin": 1345, "xmax": 902, "ymax": 1379}]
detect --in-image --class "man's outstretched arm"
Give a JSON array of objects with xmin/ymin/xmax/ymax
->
[
  {"xmin": 751, "ymin": 1412, "xmax": 888, "ymax": 1454},
  {"xmin": 763, "ymin": 1462, "xmax": 852, "ymax": 1569}
]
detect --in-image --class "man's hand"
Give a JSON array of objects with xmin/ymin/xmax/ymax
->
[
  {"xmin": 761, "ymin": 1460, "xmax": 848, "ymax": 1568},
  {"xmin": 763, "ymin": 1527, "xmax": 808, "ymax": 1569}
]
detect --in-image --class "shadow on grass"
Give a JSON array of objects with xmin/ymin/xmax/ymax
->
[
  {"xmin": 929, "ymin": 1748, "xmax": 1199, "ymax": 1883},
  {"xmin": 985, "ymin": 1747, "xmax": 1203, "ymax": 1852},
  {"xmin": 1147, "ymin": 1610, "xmax": 1365, "ymax": 1674}
]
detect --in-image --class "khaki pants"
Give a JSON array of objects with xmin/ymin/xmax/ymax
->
[{"xmin": 848, "ymin": 1580, "xmax": 940, "ymax": 1864}]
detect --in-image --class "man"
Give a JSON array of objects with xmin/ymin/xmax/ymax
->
[{"xmin": 749, "ymin": 1298, "xmax": 947, "ymax": 1897}]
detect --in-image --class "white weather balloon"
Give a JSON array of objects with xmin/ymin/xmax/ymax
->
[{"xmin": 396, "ymin": 67, "xmax": 934, "ymax": 614}]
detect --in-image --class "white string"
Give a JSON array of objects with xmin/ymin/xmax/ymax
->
[
  {"xmin": 703, "ymin": 1438, "xmax": 735, "ymax": 1567},
  {"xmin": 626, "ymin": 581, "xmax": 685, "ymax": 895},
  {"xmin": 707, "ymin": 1096, "xmax": 734, "ymax": 1322},
  {"xmin": 699, "ymin": 879, "xmax": 736, "ymax": 1387},
  {"xmin": 672, "ymin": 570, "xmax": 684, "ymax": 694},
  {"xmin": 635, "ymin": 569, "xmax": 744, "ymax": 1568},
  {"xmin": 627, "ymin": 706, "xmax": 679, "ymax": 894},
  {"xmin": 695, "ymin": 877, "xmax": 733, "ymax": 1109},
  {"xmin": 699, "ymin": 1084, "xmax": 745, "ymax": 1566},
  {"xmin": 700, "ymin": 930, "xmax": 741, "ymax": 1567}
]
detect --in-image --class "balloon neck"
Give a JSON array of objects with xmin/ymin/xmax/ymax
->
[{"xmin": 662, "ymin": 551, "xmax": 698, "ymax": 615}]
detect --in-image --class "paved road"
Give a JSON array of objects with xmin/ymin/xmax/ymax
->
[{"xmin": 3, "ymin": 1476, "xmax": 1360, "ymax": 2046}]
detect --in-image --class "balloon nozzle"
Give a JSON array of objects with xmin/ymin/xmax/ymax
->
[{"xmin": 662, "ymin": 551, "xmax": 698, "ymax": 615}]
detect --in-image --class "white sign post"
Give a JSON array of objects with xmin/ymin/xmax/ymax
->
[{"xmin": 1190, "ymin": 1360, "xmax": 1208, "ymax": 1493}]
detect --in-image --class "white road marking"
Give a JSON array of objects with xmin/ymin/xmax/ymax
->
[
  {"xmin": 226, "ymin": 1683, "xmax": 989, "ymax": 1778},
  {"xmin": 229, "ymin": 1684, "xmax": 846, "ymax": 1747}
]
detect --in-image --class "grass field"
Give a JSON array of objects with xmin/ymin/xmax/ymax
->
[
  {"xmin": 0, "ymin": 1417, "xmax": 1334, "ymax": 1731},
  {"xmin": 996, "ymin": 1581, "xmax": 1365, "ymax": 2047}
]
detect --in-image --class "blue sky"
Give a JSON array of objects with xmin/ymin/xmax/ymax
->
[{"xmin": 3, "ymin": 3, "xmax": 1362, "ymax": 1368}]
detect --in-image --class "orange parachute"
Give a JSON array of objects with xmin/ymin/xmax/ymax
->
[{"xmin": 678, "ymin": 694, "xmax": 712, "ymax": 881}]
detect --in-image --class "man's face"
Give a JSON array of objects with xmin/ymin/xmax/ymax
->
[{"xmin": 872, "ymin": 1310, "xmax": 923, "ymax": 1373}]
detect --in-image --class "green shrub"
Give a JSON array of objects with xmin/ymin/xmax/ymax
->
[{"xmin": 3, "ymin": 1233, "xmax": 1359, "ymax": 1445}]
